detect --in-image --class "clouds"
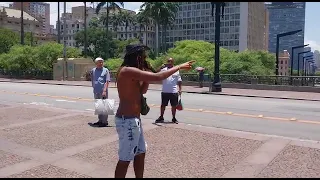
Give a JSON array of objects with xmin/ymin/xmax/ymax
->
[{"xmin": 305, "ymin": 39, "xmax": 320, "ymax": 52}]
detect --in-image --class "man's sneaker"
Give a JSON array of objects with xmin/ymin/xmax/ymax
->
[
  {"xmin": 93, "ymin": 121, "xmax": 108, "ymax": 127},
  {"xmin": 155, "ymin": 116, "xmax": 164, "ymax": 123},
  {"xmin": 172, "ymin": 118, "xmax": 179, "ymax": 124},
  {"xmin": 99, "ymin": 123, "xmax": 108, "ymax": 127}
]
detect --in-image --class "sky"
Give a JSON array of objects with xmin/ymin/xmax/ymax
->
[{"xmin": 0, "ymin": 2, "xmax": 319, "ymax": 52}]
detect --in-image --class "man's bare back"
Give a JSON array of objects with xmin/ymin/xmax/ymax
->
[{"xmin": 116, "ymin": 67, "xmax": 141, "ymax": 117}]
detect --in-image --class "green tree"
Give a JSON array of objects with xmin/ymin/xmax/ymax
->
[
  {"xmin": 95, "ymin": 2, "xmax": 124, "ymax": 34},
  {"xmin": 119, "ymin": 10, "xmax": 135, "ymax": 40},
  {"xmin": 0, "ymin": 28, "xmax": 19, "ymax": 54},
  {"xmin": 141, "ymin": 2, "xmax": 179, "ymax": 53},
  {"xmin": 136, "ymin": 10, "xmax": 152, "ymax": 46},
  {"xmin": 75, "ymin": 27, "xmax": 118, "ymax": 60}
]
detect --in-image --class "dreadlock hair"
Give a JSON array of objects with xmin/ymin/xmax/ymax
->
[{"xmin": 116, "ymin": 50, "xmax": 145, "ymax": 81}]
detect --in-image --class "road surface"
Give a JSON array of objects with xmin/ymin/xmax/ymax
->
[{"xmin": 1, "ymin": 82, "xmax": 320, "ymax": 141}]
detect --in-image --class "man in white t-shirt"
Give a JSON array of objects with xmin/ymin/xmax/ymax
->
[{"xmin": 155, "ymin": 57, "xmax": 182, "ymax": 124}]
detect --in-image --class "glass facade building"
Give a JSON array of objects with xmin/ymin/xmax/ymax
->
[{"xmin": 266, "ymin": 2, "xmax": 306, "ymax": 70}]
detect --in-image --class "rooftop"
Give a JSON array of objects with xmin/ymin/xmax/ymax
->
[{"xmin": 0, "ymin": 6, "xmax": 38, "ymax": 21}]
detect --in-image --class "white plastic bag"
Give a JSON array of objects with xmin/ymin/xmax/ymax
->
[{"xmin": 94, "ymin": 99, "xmax": 115, "ymax": 115}]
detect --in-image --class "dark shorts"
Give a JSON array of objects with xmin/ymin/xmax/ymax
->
[{"xmin": 161, "ymin": 92, "xmax": 179, "ymax": 107}]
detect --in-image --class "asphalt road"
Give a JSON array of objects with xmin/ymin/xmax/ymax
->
[{"xmin": 1, "ymin": 82, "xmax": 320, "ymax": 141}]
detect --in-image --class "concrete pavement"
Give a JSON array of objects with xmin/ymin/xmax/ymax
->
[
  {"xmin": 1, "ymin": 102, "xmax": 320, "ymax": 177},
  {"xmin": 1, "ymin": 78, "xmax": 320, "ymax": 101}
]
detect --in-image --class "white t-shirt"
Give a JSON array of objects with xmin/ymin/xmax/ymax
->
[{"xmin": 161, "ymin": 67, "xmax": 182, "ymax": 93}]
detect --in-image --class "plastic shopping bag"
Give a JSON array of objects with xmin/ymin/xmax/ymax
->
[
  {"xmin": 94, "ymin": 99, "xmax": 115, "ymax": 115},
  {"xmin": 176, "ymin": 95, "xmax": 183, "ymax": 111}
]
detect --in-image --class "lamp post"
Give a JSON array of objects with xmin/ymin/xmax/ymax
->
[
  {"xmin": 20, "ymin": 2, "xmax": 24, "ymax": 45},
  {"xmin": 57, "ymin": 2, "xmax": 61, "ymax": 44},
  {"xmin": 84, "ymin": 2, "xmax": 88, "ymax": 58},
  {"xmin": 63, "ymin": 2, "xmax": 67, "ymax": 80},
  {"xmin": 305, "ymin": 58, "xmax": 313, "ymax": 76},
  {"xmin": 303, "ymin": 55, "xmax": 313, "ymax": 76},
  {"xmin": 297, "ymin": 50, "xmax": 310, "ymax": 76},
  {"xmin": 290, "ymin": 44, "xmax": 308, "ymax": 76},
  {"xmin": 275, "ymin": 29, "xmax": 302, "ymax": 75},
  {"xmin": 210, "ymin": 2, "xmax": 225, "ymax": 92}
]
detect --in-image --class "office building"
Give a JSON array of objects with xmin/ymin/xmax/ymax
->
[
  {"xmin": 58, "ymin": 6, "xmax": 156, "ymax": 50},
  {"xmin": 314, "ymin": 50, "xmax": 320, "ymax": 69},
  {"xmin": 10, "ymin": 2, "xmax": 50, "ymax": 35},
  {"xmin": 266, "ymin": 2, "xmax": 306, "ymax": 70},
  {"xmin": 161, "ymin": 2, "xmax": 268, "ymax": 52},
  {"xmin": 278, "ymin": 50, "xmax": 290, "ymax": 76},
  {"xmin": 0, "ymin": 6, "xmax": 42, "ymax": 36}
]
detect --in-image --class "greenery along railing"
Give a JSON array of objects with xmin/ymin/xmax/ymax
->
[{"xmin": 0, "ymin": 69, "xmax": 53, "ymax": 80}]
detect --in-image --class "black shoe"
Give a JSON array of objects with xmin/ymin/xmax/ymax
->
[
  {"xmin": 172, "ymin": 118, "xmax": 179, "ymax": 124},
  {"xmin": 155, "ymin": 116, "xmax": 164, "ymax": 123},
  {"xmin": 98, "ymin": 123, "xmax": 108, "ymax": 127},
  {"xmin": 92, "ymin": 122, "xmax": 100, "ymax": 126}
]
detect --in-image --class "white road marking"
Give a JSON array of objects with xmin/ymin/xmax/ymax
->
[
  {"xmin": 55, "ymin": 99, "xmax": 76, "ymax": 103},
  {"xmin": 85, "ymin": 109, "xmax": 95, "ymax": 111},
  {"xmin": 23, "ymin": 102, "xmax": 51, "ymax": 106}
]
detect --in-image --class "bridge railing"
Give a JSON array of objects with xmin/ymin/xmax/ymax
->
[{"xmin": 1, "ymin": 69, "xmax": 320, "ymax": 87}]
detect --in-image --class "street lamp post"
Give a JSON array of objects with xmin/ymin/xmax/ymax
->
[
  {"xmin": 290, "ymin": 44, "xmax": 308, "ymax": 76},
  {"xmin": 297, "ymin": 50, "xmax": 310, "ymax": 76},
  {"xmin": 210, "ymin": 2, "xmax": 225, "ymax": 92},
  {"xmin": 303, "ymin": 55, "xmax": 313, "ymax": 76},
  {"xmin": 275, "ymin": 29, "xmax": 302, "ymax": 75},
  {"xmin": 84, "ymin": 2, "xmax": 88, "ymax": 58},
  {"xmin": 58, "ymin": 2, "xmax": 61, "ymax": 44},
  {"xmin": 63, "ymin": 2, "xmax": 67, "ymax": 80},
  {"xmin": 305, "ymin": 59, "xmax": 313, "ymax": 76},
  {"xmin": 20, "ymin": 2, "xmax": 24, "ymax": 45}
]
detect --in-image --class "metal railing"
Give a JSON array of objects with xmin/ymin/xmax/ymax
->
[
  {"xmin": 1, "ymin": 69, "xmax": 320, "ymax": 87},
  {"xmin": 0, "ymin": 69, "xmax": 53, "ymax": 80}
]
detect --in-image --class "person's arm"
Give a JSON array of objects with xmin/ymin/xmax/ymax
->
[
  {"xmin": 140, "ymin": 82, "xmax": 149, "ymax": 94},
  {"xmin": 177, "ymin": 73, "xmax": 182, "ymax": 94},
  {"xmin": 122, "ymin": 66, "xmax": 181, "ymax": 82},
  {"xmin": 103, "ymin": 68, "xmax": 111, "ymax": 92},
  {"xmin": 91, "ymin": 69, "xmax": 95, "ymax": 88}
]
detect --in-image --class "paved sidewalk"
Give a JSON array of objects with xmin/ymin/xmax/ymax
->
[
  {"xmin": 0, "ymin": 103, "xmax": 320, "ymax": 178},
  {"xmin": 1, "ymin": 78, "xmax": 320, "ymax": 101}
]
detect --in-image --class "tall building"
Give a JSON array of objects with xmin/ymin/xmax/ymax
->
[
  {"xmin": 0, "ymin": 6, "xmax": 42, "ymax": 35},
  {"xmin": 58, "ymin": 6, "xmax": 156, "ymax": 50},
  {"xmin": 161, "ymin": 2, "xmax": 268, "ymax": 52},
  {"xmin": 10, "ymin": 2, "xmax": 50, "ymax": 35},
  {"xmin": 314, "ymin": 50, "xmax": 320, "ymax": 69},
  {"xmin": 266, "ymin": 2, "xmax": 306, "ymax": 70}
]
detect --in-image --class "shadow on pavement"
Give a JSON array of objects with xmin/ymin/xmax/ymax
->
[{"xmin": 87, "ymin": 122, "xmax": 114, "ymax": 128}]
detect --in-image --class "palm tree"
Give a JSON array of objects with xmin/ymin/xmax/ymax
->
[
  {"xmin": 119, "ymin": 10, "xmax": 134, "ymax": 40},
  {"xmin": 141, "ymin": 2, "xmax": 179, "ymax": 53},
  {"xmin": 136, "ymin": 11, "xmax": 151, "ymax": 46},
  {"xmin": 95, "ymin": 2, "xmax": 124, "ymax": 35},
  {"xmin": 109, "ymin": 13, "xmax": 122, "ymax": 38}
]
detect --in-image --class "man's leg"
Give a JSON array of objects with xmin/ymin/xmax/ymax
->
[
  {"xmin": 115, "ymin": 117, "xmax": 141, "ymax": 178},
  {"xmin": 156, "ymin": 93, "xmax": 169, "ymax": 123},
  {"xmin": 133, "ymin": 119, "xmax": 147, "ymax": 178},
  {"xmin": 170, "ymin": 93, "xmax": 179, "ymax": 124}
]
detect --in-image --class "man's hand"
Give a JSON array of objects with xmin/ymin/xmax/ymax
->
[
  {"xmin": 178, "ymin": 90, "xmax": 182, "ymax": 95},
  {"xmin": 102, "ymin": 91, "xmax": 107, "ymax": 98}
]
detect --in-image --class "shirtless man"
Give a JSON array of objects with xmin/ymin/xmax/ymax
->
[{"xmin": 115, "ymin": 44, "xmax": 195, "ymax": 178}]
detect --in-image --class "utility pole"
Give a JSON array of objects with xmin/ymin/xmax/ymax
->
[
  {"xmin": 84, "ymin": 2, "xmax": 88, "ymax": 58},
  {"xmin": 58, "ymin": 2, "xmax": 61, "ymax": 44},
  {"xmin": 20, "ymin": 2, "xmax": 24, "ymax": 45},
  {"xmin": 63, "ymin": 2, "xmax": 67, "ymax": 80}
]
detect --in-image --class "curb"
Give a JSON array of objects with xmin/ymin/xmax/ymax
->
[{"xmin": 1, "ymin": 80, "xmax": 319, "ymax": 102}]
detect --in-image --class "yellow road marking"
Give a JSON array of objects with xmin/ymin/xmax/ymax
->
[{"xmin": 1, "ymin": 90, "xmax": 320, "ymax": 126}]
